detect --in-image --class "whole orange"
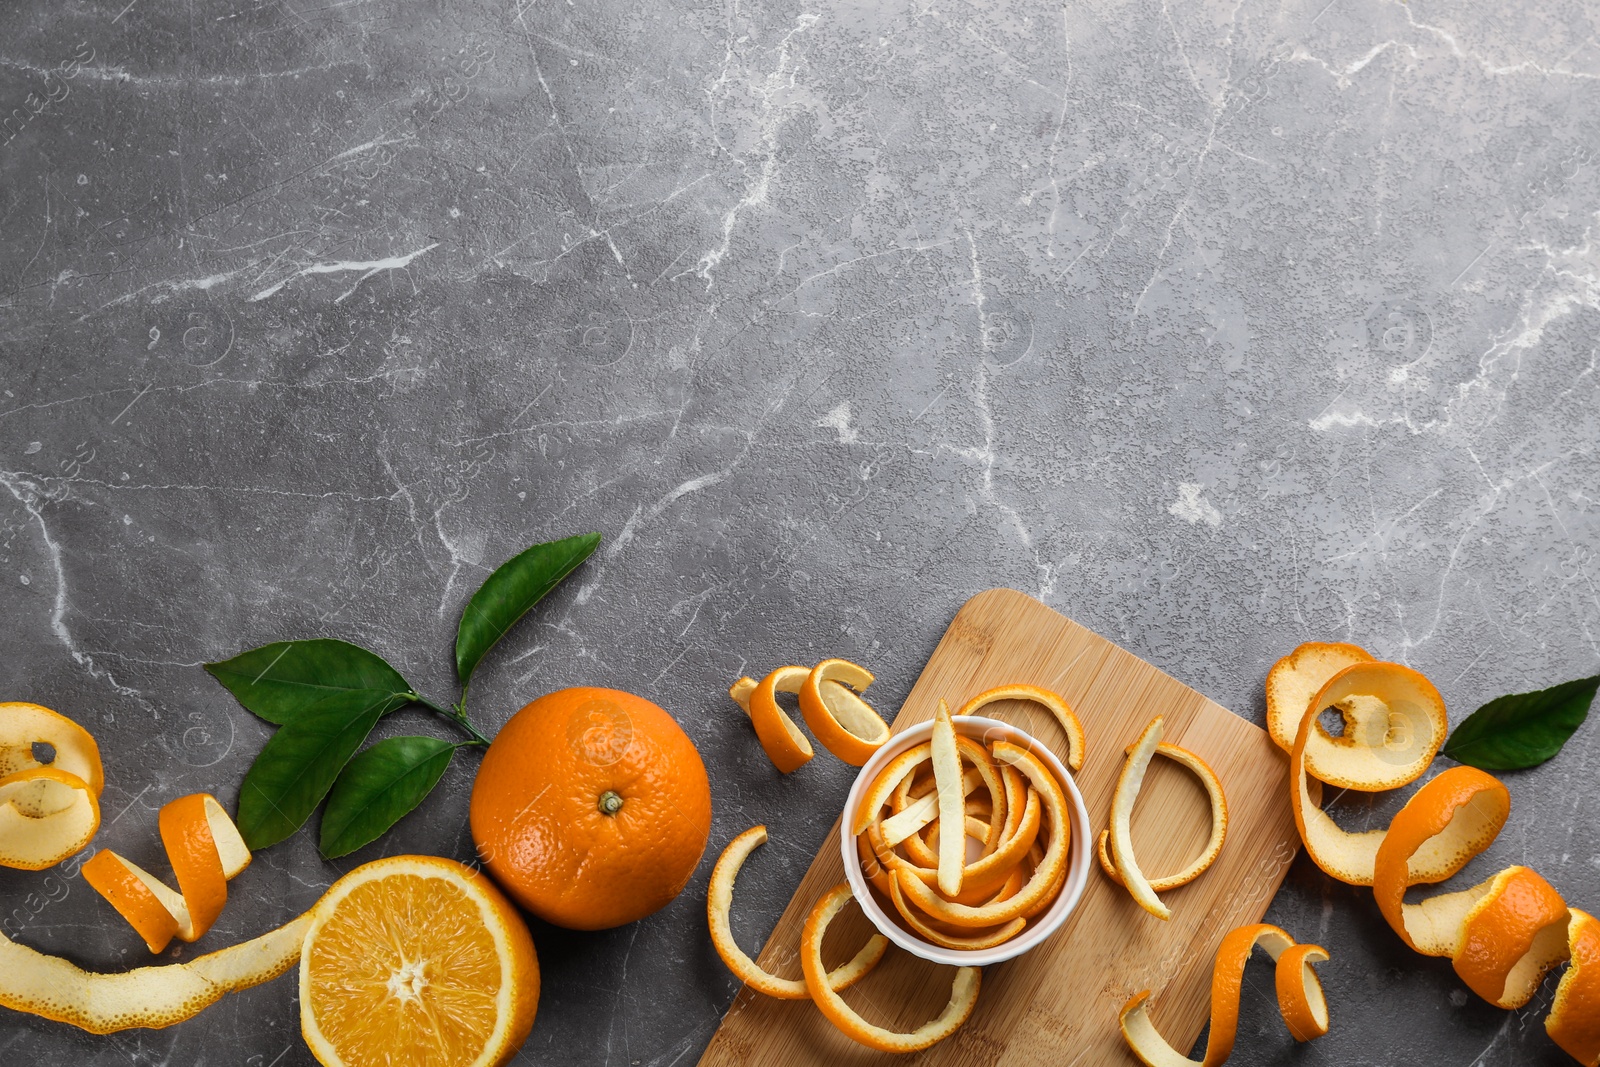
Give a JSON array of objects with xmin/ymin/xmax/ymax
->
[{"xmin": 470, "ymin": 687, "xmax": 713, "ymax": 930}]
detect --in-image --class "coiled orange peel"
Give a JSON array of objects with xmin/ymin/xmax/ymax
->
[
  {"xmin": 0, "ymin": 702, "xmax": 104, "ymax": 870},
  {"xmin": 732, "ymin": 659, "xmax": 889, "ymax": 772},
  {"xmin": 83, "ymin": 793, "xmax": 252, "ymax": 954},
  {"xmin": 1118, "ymin": 923, "xmax": 1329, "ymax": 1067},
  {"xmin": 1104, "ymin": 718, "xmax": 1228, "ymax": 920},
  {"xmin": 802, "ymin": 882, "xmax": 981, "ymax": 1053},
  {"xmin": 1273, "ymin": 641, "xmax": 1600, "ymax": 1063},
  {"xmin": 707, "ymin": 825, "xmax": 887, "ymax": 999}
]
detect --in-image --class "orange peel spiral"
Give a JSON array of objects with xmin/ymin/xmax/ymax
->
[
  {"xmin": 1119, "ymin": 923, "xmax": 1330, "ymax": 1067},
  {"xmin": 83, "ymin": 793, "xmax": 252, "ymax": 954},
  {"xmin": 0, "ymin": 702, "xmax": 105, "ymax": 870}
]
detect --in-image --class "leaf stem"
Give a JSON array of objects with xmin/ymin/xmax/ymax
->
[{"xmin": 411, "ymin": 694, "xmax": 492, "ymax": 747}]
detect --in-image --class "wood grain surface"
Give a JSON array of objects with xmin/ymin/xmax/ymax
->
[{"xmin": 698, "ymin": 588, "xmax": 1300, "ymax": 1067}]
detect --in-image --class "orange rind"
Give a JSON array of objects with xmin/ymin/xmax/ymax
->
[
  {"xmin": 0, "ymin": 702, "xmax": 105, "ymax": 870},
  {"xmin": 851, "ymin": 742, "xmax": 934, "ymax": 836},
  {"xmin": 709, "ymin": 826, "xmax": 887, "ymax": 1000},
  {"xmin": 1289, "ymin": 661, "xmax": 1448, "ymax": 886},
  {"xmin": 799, "ymin": 659, "xmax": 889, "ymax": 766},
  {"xmin": 0, "ymin": 912, "xmax": 308, "ymax": 1033},
  {"xmin": 1263, "ymin": 642, "xmax": 1373, "ymax": 752},
  {"xmin": 1118, "ymin": 923, "xmax": 1330, "ymax": 1067},
  {"xmin": 1548, "ymin": 909, "xmax": 1600, "ymax": 1066},
  {"xmin": 1097, "ymin": 739, "xmax": 1228, "ymax": 896},
  {"xmin": 801, "ymin": 882, "xmax": 981, "ymax": 1053},
  {"xmin": 956, "ymin": 683, "xmax": 1085, "ymax": 772},
  {"xmin": 930, "ymin": 701, "xmax": 966, "ymax": 896},
  {"xmin": 733, "ymin": 666, "xmax": 815, "ymax": 773},
  {"xmin": 83, "ymin": 793, "xmax": 252, "ymax": 953}
]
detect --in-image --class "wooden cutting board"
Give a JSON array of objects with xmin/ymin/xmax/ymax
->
[{"xmin": 698, "ymin": 588, "xmax": 1300, "ymax": 1067}]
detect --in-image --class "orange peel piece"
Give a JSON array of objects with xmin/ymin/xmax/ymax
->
[
  {"xmin": 886, "ymin": 869, "xmax": 1027, "ymax": 950},
  {"xmin": 1453, "ymin": 866, "xmax": 1572, "ymax": 1009},
  {"xmin": 0, "ymin": 912, "xmax": 308, "ymax": 1033},
  {"xmin": 799, "ymin": 659, "xmax": 889, "ymax": 766},
  {"xmin": 83, "ymin": 793, "xmax": 251, "ymax": 954},
  {"xmin": 709, "ymin": 826, "xmax": 887, "ymax": 1000},
  {"xmin": 1263, "ymin": 642, "xmax": 1373, "ymax": 752},
  {"xmin": 1289, "ymin": 661, "xmax": 1448, "ymax": 886},
  {"xmin": 732, "ymin": 667, "xmax": 815, "ymax": 773},
  {"xmin": 851, "ymin": 741, "xmax": 933, "ymax": 836},
  {"xmin": 1119, "ymin": 923, "xmax": 1330, "ymax": 1066},
  {"xmin": 956, "ymin": 683, "xmax": 1085, "ymax": 772},
  {"xmin": 0, "ymin": 702, "xmax": 105, "ymax": 870},
  {"xmin": 1549, "ymin": 909, "xmax": 1600, "ymax": 1066},
  {"xmin": 1097, "ymin": 740, "xmax": 1228, "ymax": 895},
  {"xmin": 882, "ymin": 765, "xmax": 982, "ymax": 846},
  {"xmin": 930, "ymin": 700, "xmax": 966, "ymax": 897},
  {"xmin": 897, "ymin": 741, "xmax": 1068, "ymax": 928},
  {"xmin": 801, "ymin": 882, "xmax": 981, "ymax": 1053}
]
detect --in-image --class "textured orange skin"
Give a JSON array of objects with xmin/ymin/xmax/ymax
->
[
  {"xmin": 1453, "ymin": 866, "xmax": 1570, "ymax": 1007},
  {"xmin": 1549, "ymin": 910, "xmax": 1600, "ymax": 1066},
  {"xmin": 470, "ymin": 687, "xmax": 712, "ymax": 931}
]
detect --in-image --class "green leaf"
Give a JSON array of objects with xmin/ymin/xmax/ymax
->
[
  {"xmin": 454, "ymin": 532, "xmax": 601, "ymax": 684},
  {"xmin": 1444, "ymin": 674, "xmax": 1599, "ymax": 771},
  {"xmin": 204, "ymin": 639, "xmax": 415, "ymax": 725},
  {"xmin": 319, "ymin": 736, "xmax": 455, "ymax": 859},
  {"xmin": 235, "ymin": 691, "xmax": 391, "ymax": 849}
]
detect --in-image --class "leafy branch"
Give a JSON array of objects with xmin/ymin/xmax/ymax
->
[{"xmin": 205, "ymin": 531, "xmax": 600, "ymax": 857}]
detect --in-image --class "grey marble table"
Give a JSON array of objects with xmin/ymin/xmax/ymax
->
[{"xmin": 2, "ymin": 0, "xmax": 1598, "ymax": 1063}]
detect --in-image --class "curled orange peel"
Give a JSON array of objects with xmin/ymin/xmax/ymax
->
[
  {"xmin": 1549, "ymin": 909, "xmax": 1600, "ymax": 1066},
  {"xmin": 956, "ymin": 683, "xmax": 1085, "ymax": 772},
  {"xmin": 886, "ymin": 869, "xmax": 1027, "ymax": 950},
  {"xmin": 83, "ymin": 793, "xmax": 252, "ymax": 954},
  {"xmin": 1097, "ymin": 739, "xmax": 1228, "ymax": 895},
  {"xmin": 799, "ymin": 659, "xmax": 889, "ymax": 766},
  {"xmin": 1273, "ymin": 644, "xmax": 1600, "ymax": 1061},
  {"xmin": 801, "ymin": 882, "xmax": 981, "ymax": 1053},
  {"xmin": 0, "ymin": 702, "xmax": 105, "ymax": 870},
  {"xmin": 732, "ymin": 667, "xmax": 815, "ymax": 773},
  {"xmin": 0, "ymin": 912, "xmax": 308, "ymax": 1033},
  {"xmin": 1118, "ymin": 923, "xmax": 1329, "ymax": 1067},
  {"xmin": 851, "ymin": 742, "xmax": 933, "ymax": 836},
  {"xmin": 1263, "ymin": 642, "xmax": 1373, "ymax": 752},
  {"xmin": 709, "ymin": 826, "xmax": 887, "ymax": 1000},
  {"xmin": 1288, "ymin": 661, "xmax": 1448, "ymax": 886}
]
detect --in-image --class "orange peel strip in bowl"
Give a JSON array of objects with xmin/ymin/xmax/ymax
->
[
  {"xmin": 0, "ymin": 912, "xmax": 308, "ymax": 1033},
  {"xmin": 1097, "ymin": 740, "xmax": 1228, "ymax": 895},
  {"xmin": 709, "ymin": 826, "xmax": 887, "ymax": 1000},
  {"xmin": 0, "ymin": 702, "xmax": 105, "ymax": 870},
  {"xmin": 731, "ymin": 667, "xmax": 815, "ymax": 773},
  {"xmin": 1289, "ymin": 661, "xmax": 1448, "ymax": 886},
  {"xmin": 802, "ymin": 882, "xmax": 981, "ymax": 1053},
  {"xmin": 897, "ymin": 741, "xmax": 1068, "ymax": 928},
  {"xmin": 799, "ymin": 659, "xmax": 890, "ymax": 766},
  {"xmin": 1263, "ymin": 642, "xmax": 1373, "ymax": 753},
  {"xmin": 1119, "ymin": 923, "xmax": 1330, "ymax": 1067},
  {"xmin": 850, "ymin": 742, "xmax": 934, "ymax": 836},
  {"xmin": 83, "ymin": 793, "xmax": 252, "ymax": 954},
  {"xmin": 956, "ymin": 683, "xmax": 1085, "ymax": 772},
  {"xmin": 883, "ymin": 765, "xmax": 982, "ymax": 846},
  {"xmin": 1548, "ymin": 909, "xmax": 1600, "ymax": 1066},
  {"xmin": 929, "ymin": 700, "xmax": 966, "ymax": 897},
  {"xmin": 886, "ymin": 869, "xmax": 1027, "ymax": 950}
]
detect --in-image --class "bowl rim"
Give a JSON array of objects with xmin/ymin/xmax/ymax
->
[{"xmin": 838, "ymin": 713, "xmax": 1093, "ymax": 967}]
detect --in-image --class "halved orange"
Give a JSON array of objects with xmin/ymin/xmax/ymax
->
[{"xmin": 299, "ymin": 855, "xmax": 539, "ymax": 1067}]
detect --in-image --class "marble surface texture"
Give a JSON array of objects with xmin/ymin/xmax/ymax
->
[{"xmin": 2, "ymin": 0, "xmax": 1599, "ymax": 1063}]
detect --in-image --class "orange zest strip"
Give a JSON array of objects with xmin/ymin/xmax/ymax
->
[
  {"xmin": 930, "ymin": 700, "xmax": 965, "ymax": 897},
  {"xmin": 1097, "ymin": 741, "xmax": 1228, "ymax": 895},
  {"xmin": 801, "ymin": 883, "xmax": 981, "ymax": 1053},
  {"xmin": 1105, "ymin": 718, "xmax": 1173, "ymax": 920},
  {"xmin": 1548, "ymin": 909, "xmax": 1600, "ymax": 1066},
  {"xmin": 710, "ymin": 826, "xmax": 887, "ymax": 1000},
  {"xmin": 799, "ymin": 659, "xmax": 890, "ymax": 767},
  {"xmin": 83, "ymin": 793, "xmax": 252, "ymax": 954},
  {"xmin": 1119, "ymin": 923, "xmax": 1330, "ymax": 1067},
  {"xmin": 0, "ymin": 912, "xmax": 308, "ymax": 1033},
  {"xmin": 734, "ymin": 667, "xmax": 815, "ymax": 773},
  {"xmin": 0, "ymin": 702, "xmax": 106, "ymax": 871},
  {"xmin": 886, "ymin": 871, "xmax": 1027, "ymax": 950},
  {"xmin": 956, "ymin": 683, "xmax": 1086, "ymax": 772}
]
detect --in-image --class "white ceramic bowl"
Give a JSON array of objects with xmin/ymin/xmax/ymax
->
[{"xmin": 839, "ymin": 714, "xmax": 1092, "ymax": 967}]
